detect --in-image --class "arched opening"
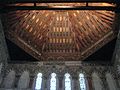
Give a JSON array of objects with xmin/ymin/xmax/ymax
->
[
  {"xmin": 35, "ymin": 73, "xmax": 42, "ymax": 90},
  {"xmin": 64, "ymin": 73, "xmax": 71, "ymax": 90},
  {"xmin": 50, "ymin": 73, "xmax": 57, "ymax": 90},
  {"xmin": 79, "ymin": 73, "xmax": 86, "ymax": 90}
]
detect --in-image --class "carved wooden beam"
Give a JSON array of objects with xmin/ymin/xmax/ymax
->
[{"xmin": 0, "ymin": 0, "xmax": 119, "ymax": 3}]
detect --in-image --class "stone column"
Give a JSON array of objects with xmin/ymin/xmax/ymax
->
[
  {"xmin": 44, "ymin": 77, "xmax": 48, "ymax": 90},
  {"xmin": 71, "ymin": 76, "xmax": 75, "ymax": 90},
  {"xmin": 57, "ymin": 75, "xmax": 63, "ymax": 90},
  {"xmin": 87, "ymin": 76, "xmax": 93, "ymax": 90},
  {"xmin": 0, "ymin": 16, "xmax": 9, "ymax": 86},
  {"xmin": 73, "ymin": 75, "xmax": 79, "ymax": 90},
  {"xmin": 41, "ymin": 76, "xmax": 45, "ymax": 90},
  {"xmin": 47, "ymin": 75, "xmax": 50, "ymax": 90},
  {"xmin": 85, "ymin": 76, "xmax": 90, "ymax": 90},
  {"xmin": 32, "ymin": 76, "xmax": 36, "ymax": 90}
]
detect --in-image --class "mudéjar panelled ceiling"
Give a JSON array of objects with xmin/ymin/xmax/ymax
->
[{"xmin": 1, "ymin": 3, "xmax": 119, "ymax": 61}]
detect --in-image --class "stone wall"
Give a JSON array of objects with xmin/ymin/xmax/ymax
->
[
  {"xmin": 112, "ymin": 13, "xmax": 120, "ymax": 88},
  {"xmin": 0, "ymin": 16, "xmax": 9, "ymax": 71},
  {"xmin": 0, "ymin": 16, "xmax": 9, "ymax": 87},
  {"xmin": 0, "ymin": 62, "xmax": 117, "ymax": 90}
]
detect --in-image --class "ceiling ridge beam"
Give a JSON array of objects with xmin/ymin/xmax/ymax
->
[{"xmin": 0, "ymin": 0, "xmax": 119, "ymax": 4}]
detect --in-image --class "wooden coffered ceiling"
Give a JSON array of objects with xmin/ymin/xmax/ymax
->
[{"xmin": 1, "ymin": 3, "xmax": 119, "ymax": 61}]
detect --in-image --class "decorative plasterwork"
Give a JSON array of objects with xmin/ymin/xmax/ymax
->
[{"xmin": 6, "ymin": 61, "xmax": 115, "ymax": 77}]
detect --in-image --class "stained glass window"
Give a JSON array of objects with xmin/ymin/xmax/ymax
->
[
  {"xmin": 79, "ymin": 73, "xmax": 86, "ymax": 90},
  {"xmin": 35, "ymin": 73, "xmax": 42, "ymax": 90},
  {"xmin": 65, "ymin": 73, "xmax": 71, "ymax": 90},
  {"xmin": 50, "ymin": 73, "xmax": 57, "ymax": 90}
]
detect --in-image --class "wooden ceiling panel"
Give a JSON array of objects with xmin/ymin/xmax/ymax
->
[{"xmin": 2, "ymin": 3, "xmax": 118, "ymax": 61}]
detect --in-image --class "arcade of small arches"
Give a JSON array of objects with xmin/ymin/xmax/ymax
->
[
  {"xmin": 1, "ymin": 67, "xmax": 119, "ymax": 90},
  {"xmin": 35, "ymin": 72, "xmax": 86, "ymax": 90}
]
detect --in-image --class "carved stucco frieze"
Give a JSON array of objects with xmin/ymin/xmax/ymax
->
[{"xmin": 6, "ymin": 62, "xmax": 115, "ymax": 77}]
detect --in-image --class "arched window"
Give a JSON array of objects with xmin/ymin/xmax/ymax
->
[
  {"xmin": 79, "ymin": 73, "xmax": 86, "ymax": 90},
  {"xmin": 50, "ymin": 73, "xmax": 56, "ymax": 90},
  {"xmin": 65, "ymin": 73, "xmax": 71, "ymax": 90},
  {"xmin": 35, "ymin": 73, "xmax": 42, "ymax": 90}
]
